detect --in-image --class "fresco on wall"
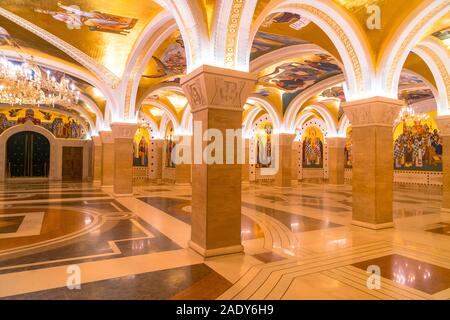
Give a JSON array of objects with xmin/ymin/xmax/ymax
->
[
  {"xmin": 301, "ymin": 127, "xmax": 324, "ymax": 168},
  {"xmin": 143, "ymin": 33, "xmax": 186, "ymax": 80},
  {"xmin": 255, "ymin": 123, "xmax": 273, "ymax": 168},
  {"xmin": 393, "ymin": 113, "xmax": 442, "ymax": 171},
  {"xmin": 399, "ymin": 89, "xmax": 434, "ymax": 105},
  {"xmin": 133, "ymin": 127, "xmax": 149, "ymax": 167},
  {"xmin": 261, "ymin": 12, "xmax": 311, "ymax": 31},
  {"xmin": 251, "ymin": 32, "xmax": 309, "ymax": 60},
  {"xmin": 344, "ymin": 127, "xmax": 352, "ymax": 168},
  {"xmin": 0, "ymin": 108, "xmax": 88, "ymax": 139},
  {"xmin": 432, "ymin": 27, "xmax": 449, "ymax": 42},
  {"xmin": 34, "ymin": 2, "xmax": 138, "ymax": 35},
  {"xmin": 320, "ymin": 85, "xmax": 346, "ymax": 102},
  {"xmin": 165, "ymin": 126, "xmax": 176, "ymax": 168}
]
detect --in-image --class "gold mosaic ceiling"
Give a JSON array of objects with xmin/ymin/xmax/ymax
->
[{"xmin": 1, "ymin": 0, "xmax": 163, "ymax": 77}]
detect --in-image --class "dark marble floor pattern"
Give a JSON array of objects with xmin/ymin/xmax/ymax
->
[
  {"xmin": 426, "ymin": 222, "xmax": 450, "ymax": 236},
  {"xmin": 2, "ymin": 263, "xmax": 232, "ymax": 300},
  {"xmin": 0, "ymin": 200, "xmax": 181, "ymax": 274},
  {"xmin": 353, "ymin": 254, "xmax": 450, "ymax": 294},
  {"xmin": 242, "ymin": 202, "xmax": 343, "ymax": 232},
  {"xmin": 0, "ymin": 216, "xmax": 25, "ymax": 234},
  {"xmin": 138, "ymin": 197, "xmax": 264, "ymax": 240}
]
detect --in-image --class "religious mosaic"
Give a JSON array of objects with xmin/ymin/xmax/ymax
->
[
  {"xmin": 0, "ymin": 108, "xmax": 88, "ymax": 139},
  {"xmin": 34, "ymin": 2, "xmax": 138, "ymax": 35},
  {"xmin": 399, "ymin": 89, "xmax": 435, "ymax": 105},
  {"xmin": 133, "ymin": 127, "xmax": 149, "ymax": 167},
  {"xmin": 255, "ymin": 123, "xmax": 273, "ymax": 168},
  {"xmin": 251, "ymin": 32, "xmax": 309, "ymax": 60},
  {"xmin": 394, "ymin": 113, "xmax": 442, "ymax": 171},
  {"xmin": 165, "ymin": 126, "xmax": 176, "ymax": 168},
  {"xmin": 301, "ymin": 127, "xmax": 324, "ymax": 168}
]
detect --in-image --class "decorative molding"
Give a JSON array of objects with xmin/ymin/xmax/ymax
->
[
  {"xmin": 342, "ymin": 97, "xmax": 404, "ymax": 127},
  {"xmin": 110, "ymin": 123, "xmax": 138, "ymax": 140},
  {"xmin": 181, "ymin": 65, "xmax": 256, "ymax": 113},
  {"xmin": 224, "ymin": 0, "xmax": 246, "ymax": 68},
  {"xmin": 0, "ymin": 7, "xmax": 119, "ymax": 88},
  {"xmin": 385, "ymin": 1, "xmax": 449, "ymax": 93}
]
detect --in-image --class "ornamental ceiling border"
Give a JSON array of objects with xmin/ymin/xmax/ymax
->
[
  {"xmin": 0, "ymin": 7, "xmax": 119, "ymax": 89},
  {"xmin": 281, "ymin": 3, "xmax": 364, "ymax": 96},
  {"xmin": 225, "ymin": 0, "xmax": 245, "ymax": 68},
  {"xmin": 414, "ymin": 45, "xmax": 450, "ymax": 107},
  {"xmin": 385, "ymin": 2, "xmax": 449, "ymax": 94}
]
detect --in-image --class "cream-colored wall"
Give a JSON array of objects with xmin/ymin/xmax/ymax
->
[{"xmin": 0, "ymin": 121, "xmax": 92, "ymax": 182}]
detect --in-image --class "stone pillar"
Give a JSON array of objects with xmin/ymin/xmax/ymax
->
[
  {"xmin": 174, "ymin": 134, "xmax": 192, "ymax": 185},
  {"xmin": 111, "ymin": 123, "xmax": 138, "ymax": 196},
  {"xmin": 327, "ymin": 137, "xmax": 346, "ymax": 185},
  {"xmin": 342, "ymin": 97, "xmax": 403, "ymax": 229},
  {"xmin": 436, "ymin": 116, "xmax": 450, "ymax": 211},
  {"xmin": 242, "ymin": 138, "xmax": 250, "ymax": 183},
  {"xmin": 149, "ymin": 139, "xmax": 163, "ymax": 182},
  {"xmin": 291, "ymin": 140, "xmax": 300, "ymax": 186},
  {"xmin": 181, "ymin": 65, "xmax": 256, "ymax": 257},
  {"xmin": 92, "ymin": 136, "xmax": 103, "ymax": 186},
  {"xmin": 99, "ymin": 131, "xmax": 114, "ymax": 188},
  {"xmin": 274, "ymin": 133, "xmax": 296, "ymax": 188}
]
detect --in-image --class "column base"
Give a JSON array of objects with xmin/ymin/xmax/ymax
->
[
  {"xmin": 112, "ymin": 193, "xmax": 134, "ymax": 198},
  {"xmin": 351, "ymin": 220, "xmax": 394, "ymax": 230},
  {"xmin": 93, "ymin": 180, "xmax": 101, "ymax": 186},
  {"xmin": 101, "ymin": 185, "xmax": 113, "ymax": 190},
  {"xmin": 188, "ymin": 241, "xmax": 244, "ymax": 258},
  {"xmin": 175, "ymin": 182, "xmax": 191, "ymax": 186},
  {"xmin": 441, "ymin": 207, "xmax": 450, "ymax": 213},
  {"xmin": 241, "ymin": 181, "xmax": 250, "ymax": 185}
]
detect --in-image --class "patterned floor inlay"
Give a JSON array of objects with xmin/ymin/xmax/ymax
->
[
  {"xmin": 252, "ymin": 252, "xmax": 286, "ymax": 263},
  {"xmin": 138, "ymin": 197, "xmax": 264, "ymax": 240},
  {"xmin": 2, "ymin": 264, "xmax": 231, "ymax": 300},
  {"xmin": 352, "ymin": 254, "xmax": 450, "ymax": 294},
  {"xmin": 0, "ymin": 216, "xmax": 25, "ymax": 234},
  {"xmin": 242, "ymin": 203, "xmax": 343, "ymax": 231},
  {"xmin": 0, "ymin": 206, "xmax": 180, "ymax": 274},
  {"xmin": 425, "ymin": 222, "xmax": 450, "ymax": 236}
]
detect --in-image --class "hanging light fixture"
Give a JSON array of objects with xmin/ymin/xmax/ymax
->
[{"xmin": 0, "ymin": 27, "xmax": 80, "ymax": 106}]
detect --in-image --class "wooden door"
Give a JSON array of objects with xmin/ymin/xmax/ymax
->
[{"xmin": 62, "ymin": 147, "xmax": 83, "ymax": 181}]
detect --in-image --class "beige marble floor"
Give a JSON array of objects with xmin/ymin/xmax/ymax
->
[{"xmin": 0, "ymin": 181, "xmax": 449, "ymax": 300}]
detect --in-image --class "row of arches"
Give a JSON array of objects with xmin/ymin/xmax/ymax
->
[{"xmin": 0, "ymin": 0, "xmax": 447, "ymax": 133}]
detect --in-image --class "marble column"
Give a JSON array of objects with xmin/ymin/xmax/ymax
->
[
  {"xmin": 99, "ymin": 131, "xmax": 114, "ymax": 188},
  {"xmin": 149, "ymin": 139, "xmax": 163, "ymax": 182},
  {"xmin": 327, "ymin": 137, "xmax": 346, "ymax": 185},
  {"xmin": 436, "ymin": 115, "xmax": 450, "ymax": 211},
  {"xmin": 242, "ymin": 138, "xmax": 250, "ymax": 183},
  {"xmin": 274, "ymin": 133, "xmax": 296, "ymax": 188},
  {"xmin": 181, "ymin": 65, "xmax": 256, "ymax": 257},
  {"xmin": 342, "ymin": 97, "xmax": 403, "ymax": 229},
  {"xmin": 111, "ymin": 123, "xmax": 138, "ymax": 196},
  {"xmin": 174, "ymin": 134, "xmax": 192, "ymax": 185},
  {"xmin": 92, "ymin": 136, "xmax": 103, "ymax": 186}
]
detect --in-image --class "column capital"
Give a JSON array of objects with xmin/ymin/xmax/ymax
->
[
  {"xmin": 91, "ymin": 135, "xmax": 102, "ymax": 146},
  {"xmin": 435, "ymin": 115, "xmax": 450, "ymax": 136},
  {"xmin": 342, "ymin": 96, "xmax": 404, "ymax": 127},
  {"xmin": 99, "ymin": 130, "xmax": 114, "ymax": 144},
  {"xmin": 110, "ymin": 122, "xmax": 138, "ymax": 140},
  {"xmin": 180, "ymin": 64, "xmax": 256, "ymax": 113},
  {"xmin": 326, "ymin": 136, "xmax": 347, "ymax": 148}
]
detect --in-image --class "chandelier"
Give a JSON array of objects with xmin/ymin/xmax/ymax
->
[{"xmin": 0, "ymin": 27, "xmax": 80, "ymax": 106}]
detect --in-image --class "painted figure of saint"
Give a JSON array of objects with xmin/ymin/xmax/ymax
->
[
  {"xmin": 302, "ymin": 128, "xmax": 323, "ymax": 168},
  {"xmin": 35, "ymin": 2, "xmax": 137, "ymax": 35}
]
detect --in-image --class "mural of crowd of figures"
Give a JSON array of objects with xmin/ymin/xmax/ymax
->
[
  {"xmin": 255, "ymin": 123, "xmax": 273, "ymax": 168},
  {"xmin": 345, "ymin": 127, "xmax": 353, "ymax": 168},
  {"xmin": 393, "ymin": 115, "xmax": 442, "ymax": 171},
  {"xmin": 165, "ymin": 127, "xmax": 176, "ymax": 168},
  {"xmin": 301, "ymin": 127, "xmax": 324, "ymax": 168},
  {"xmin": 133, "ymin": 127, "xmax": 149, "ymax": 167},
  {"xmin": 0, "ymin": 108, "xmax": 87, "ymax": 139},
  {"xmin": 343, "ymin": 113, "xmax": 442, "ymax": 171}
]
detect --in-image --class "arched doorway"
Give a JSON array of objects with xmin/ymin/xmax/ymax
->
[{"xmin": 6, "ymin": 131, "xmax": 50, "ymax": 178}]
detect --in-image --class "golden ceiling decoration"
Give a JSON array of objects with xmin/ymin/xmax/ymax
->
[{"xmin": 1, "ymin": 0, "xmax": 163, "ymax": 77}]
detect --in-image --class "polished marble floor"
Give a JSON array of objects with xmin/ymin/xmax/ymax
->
[{"xmin": 0, "ymin": 181, "xmax": 449, "ymax": 300}]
